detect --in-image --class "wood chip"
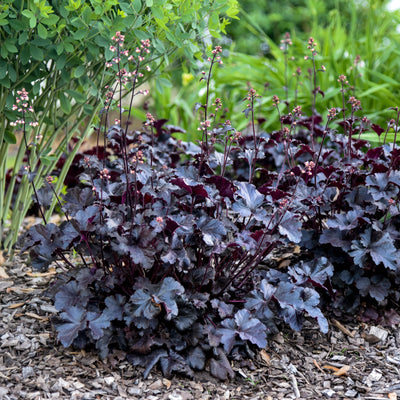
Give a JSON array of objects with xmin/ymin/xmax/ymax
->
[
  {"xmin": 322, "ymin": 365, "xmax": 340, "ymax": 372},
  {"xmin": 8, "ymin": 302, "xmax": 25, "ymax": 309},
  {"xmin": 162, "ymin": 378, "xmax": 172, "ymax": 389},
  {"xmin": 333, "ymin": 365, "xmax": 351, "ymax": 377},
  {"xmin": 26, "ymin": 268, "xmax": 56, "ymax": 278},
  {"xmin": 25, "ymin": 312, "xmax": 48, "ymax": 321},
  {"xmin": 313, "ymin": 359, "xmax": 324, "ymax": 373},
  {"xmin": 388, "ymin": 393, "xmax": 397, "ymax": 400},
  {"xmin": 7, "ymin": 287, "xmax": 36, "ymax": 293},
  {"xmin": 331, "ymin": 319, "xmax": 356, "ymax": 337},
  {"xmin": 0, "ymin": 265, "xmax": 9, "ymax": 279},
  {"xmin": 260, "ymin": 349, "xmax": 271, "ymax": 365}
]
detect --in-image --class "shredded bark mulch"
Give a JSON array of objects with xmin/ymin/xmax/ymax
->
[{"xmin": 1, "ymin": 252, "xmax": 400, "ymax": 400}]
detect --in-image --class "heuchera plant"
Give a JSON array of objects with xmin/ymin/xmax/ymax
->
[{"xmin": 20, "ymin": 33, "xmax": 400, "ymax": 380}]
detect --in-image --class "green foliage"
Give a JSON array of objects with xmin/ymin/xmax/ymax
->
[
  {"xmin": 149, "ymin": 0, "xmax": 400, "ymax": 144},
  {"xmin": 0, "ymin": 0, "xmax": 239, "ymax": 252},
  {"xmin": 225, "ymin": 0, "xmax": 392, "ymax": 55}
]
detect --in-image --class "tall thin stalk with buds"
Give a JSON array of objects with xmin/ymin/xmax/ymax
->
[
  {"xmin": 279, "ymin": 32, "xmax": 292, "ymax": 111},
  {"xmin": 198, "ymin": 46, "xmax": 223, "ymax": 167}
]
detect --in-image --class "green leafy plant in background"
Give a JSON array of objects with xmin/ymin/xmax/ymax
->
[
  {"xmin": 0, "ymin": 0, "xmax": 239, "ymax": 253},
  {"xmin": 225, "ymin": 0, "xmax": 392, "ymax": 56},
  {"xmin": 150, "ymin": 0, "xmax": 400, "ymax": 145}
]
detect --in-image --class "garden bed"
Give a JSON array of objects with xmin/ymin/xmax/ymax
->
[{"xmin": 1, "ymin": 251, "xmax": 400, "ymax": 400}]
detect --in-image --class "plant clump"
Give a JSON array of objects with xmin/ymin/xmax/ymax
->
[{"xmin": 19, "ymin": 35, "xmax": 400, "ymax": 380}]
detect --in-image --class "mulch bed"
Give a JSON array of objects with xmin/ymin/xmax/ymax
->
[{"xmin": 1, "ymin": 252, "xmax": 400, "ymax": 400}]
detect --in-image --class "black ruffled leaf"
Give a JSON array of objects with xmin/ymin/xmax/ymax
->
[
  {"xmin": 54, "ymin": 280, "xmax": 90, "ymax": 311},
  {"xmin": 288, "ymin": 257, "xmax": 334, "ymax": 292},
  {"xmin": 56, "ymin": 306, "xmax": 87, "ymax": 347},
  {"xmin": 128, "ymin": 277, "xmax": 184, "ymax": 321},
  {"xmin": 232, "ymin": 181, "xmax": 265, "ymax": 217},
  {"xmin": 356, "ymin": 276, "xmax": 391, "ymax": 302},
  {"xmin": 350, "ymin": 228, "xmax": 398, "ymax": 270},
  {"xmin": 278, "ymin": 211, "xmax": 302, "ymax": 243},
  {"xmin": 127, "ymin": 349, "xmax": 168, "ymax": 379},
  {"xmin": 218, "ymin": 309, "xmax": 267, "ymax": 353}
]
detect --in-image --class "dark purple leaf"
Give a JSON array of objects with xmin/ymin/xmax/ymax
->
[
  {"xmin": 159, "ymin": 350, "xmax": 194, "ymax": 378},
  {"xmin": 273, "ymin": 282, "xmax": 303, "ymax": 331},
  {"xmin": 205, "ymin": 176, "xmax": 234, "ymax": 199},
  {"xmin": 232, "ymin": 182, "xmax": 264, "ymax": 217},
  {"xmin": 218, "ymin": 309, "xmax": 267, "ymax": 353},
  {"xmin": 74, "ymin": 205, "xmax": 99, "ymax": 231},
  {"xmin": 154, "ymin": 278, "xmax": 185, "ymax": 319},
  {"xmin": 87, "ymin": 311, "xmax": 111, "ymax": 340},
  {"xmin": 301, "ymin": 288, "xmax": 328, "ymax": 333},
  {"xmin": 209, "ymin": 348, "xmax": 235, "ymax": 381},
  {"xmin": 186, "ymin": 346, "xmax": 205, "ymax": 370},
  {"xmin": 234, "ymin": 309, "xmax": 267, "ymax": 348},
  {"xmin": 54, "ymin": 281, "xmax": 90, "ymax": 311},
  {"xmin": 111, "ymin": 234, "xmax": 154, "ymax": 269},
  {"xmin": 288, "ymin": 257, "xmax": 334, "ymax": 291},
  {"xmin": 319, "ymin": 228, "xmax": 352, "ymax": 251},
  {"xmin": 217, "ymin": 318, "xmax": 236, "ymax": 353},
  {"xmin": 350, "ymin": 228, "xmax": 398, "ymax": 270},
  {"xmin": 211, "ymin": 299, "xmax": 234, "ymax": 319},
  {"xmin": 62, "ymin": 187, "xmax": 95, "ymax": 214},
  {"xmin": 129, "ymin": 277, "xmax": 184, "ymax": 321},
  {"xmin": 57, "ymin": 306, "xmax": 87, "ymax": 347},
  {"xmin": 356, "ymin": 276, "xmax": 391, "ymax": 301},
  {"xmin": 245, "ymin": 280, "xmax": 275, "ymax": 321},
  {"xmin": 366, "ymin": 172, "xmax": 400, "ymax": 202},
  {"xmin": 382, "ymin": 309, "xmax": 400, "ymax": 327},
  {"xmin": 173, "ymin": 302, "xmax": 198, "ymax": 331},
  {"xmin": 104, "ymin": 294, "xmax": 125, "ymax": 321},
  {"xmin": 127, "ymin": 349, "xmax": 168, "ymax": 379},
  {"xmin": 371, "ymin": 123, "xmax": 385, "ymax": 136},
  {"xmin": 278, "ymin": 211, "xmax": 302, "ymax": 243},
  {"xmin": 366, "ymin": 147, "xmax": 384, "ymax": 160},
  {"xmin": 128, "ymin": 288, "xmax": 162, "ymax": 320},
  {"xmin": 326, "ymin": 210, "xmax": 369, "ymax": 231},
  {"xmin": 197, "ymin": 216, "xmax": 226, "ymax": 246},
  {"xmin": 171, "ymin": 178, "xmax": 209, "ymax": 198},
  {"xmin": 34, "ymin": 183, "xmax": 54, "ymax": 206}
]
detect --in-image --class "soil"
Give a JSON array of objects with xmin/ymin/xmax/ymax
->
[{"xmin": 1, "ymin": 251, "xmax": 400, "ymax": 400}]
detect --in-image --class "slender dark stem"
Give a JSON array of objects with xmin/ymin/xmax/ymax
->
[
  {"xmin": 249, "ymin": 96, "xmax": 258, "ymax": 183},
  {"xmin": 21, "ymin": 111, "xmax": 47, "ymax": 224}
]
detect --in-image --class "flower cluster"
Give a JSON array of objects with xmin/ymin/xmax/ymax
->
[
  {"xmin": 302, "ymin": 160, "xmax": 315, "ymax": 176},
  {"xmin": 280, "ymin": 32, "xmax": 292, "ymax": 51},
  {"xmin": 246, "ymin": 88, "xmax": 259, "ymax": 101},
  {"xmin": 348, "ymin": 96, "xmax": 361, "ymax": 110},
  {"xmin": 307, "ymin": 37, "xmax": 317, "ymax": 55},
  {"xmin": 228, "ymin": 130, "xmax": 242, "ymax": 142},
  {"xmin": 328, "ymin": 108, "xmax": 337, "ymax": 118},
  {"xmin": 10, "ymin": 89, "xmax": 38, "ymax": 128},
  {"xmin": 279, "ymin": 198, "xmax": 289, "ymax": 209},
  {"xmin": 293, "ymin": 67, "xmax": 302, "ymax": 77},
  {"xmin": 207, "ymin": 45, "xmax": 223, "ymax": 65},
  {"xmin": 131, "ymin": 150, "xmax": 143, "ymax": 164},
  {"xmin": 111, "ymin": 31, "xmax": 125, "ymax": 46},
  {"xmin": 292, "ymin": 105, "xmax": 302, "ymax": 116},
  {"xmin": 198, "ymin": 119, "xmax": 211, "ymax": 132},
  {"xmin": 99, "ymin": 168, "xmax": 111, "ymax": 180},
  {"xmin": 213, "ymin": 98, "xmax": 222, "ymax": 113},
  {"xmin": 106, "ymin": 33, "xmax": 151, "ymax": 73},
  {"xmin": 144, "ymin": 112, "xmax": 156, "ymax": 126}
]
